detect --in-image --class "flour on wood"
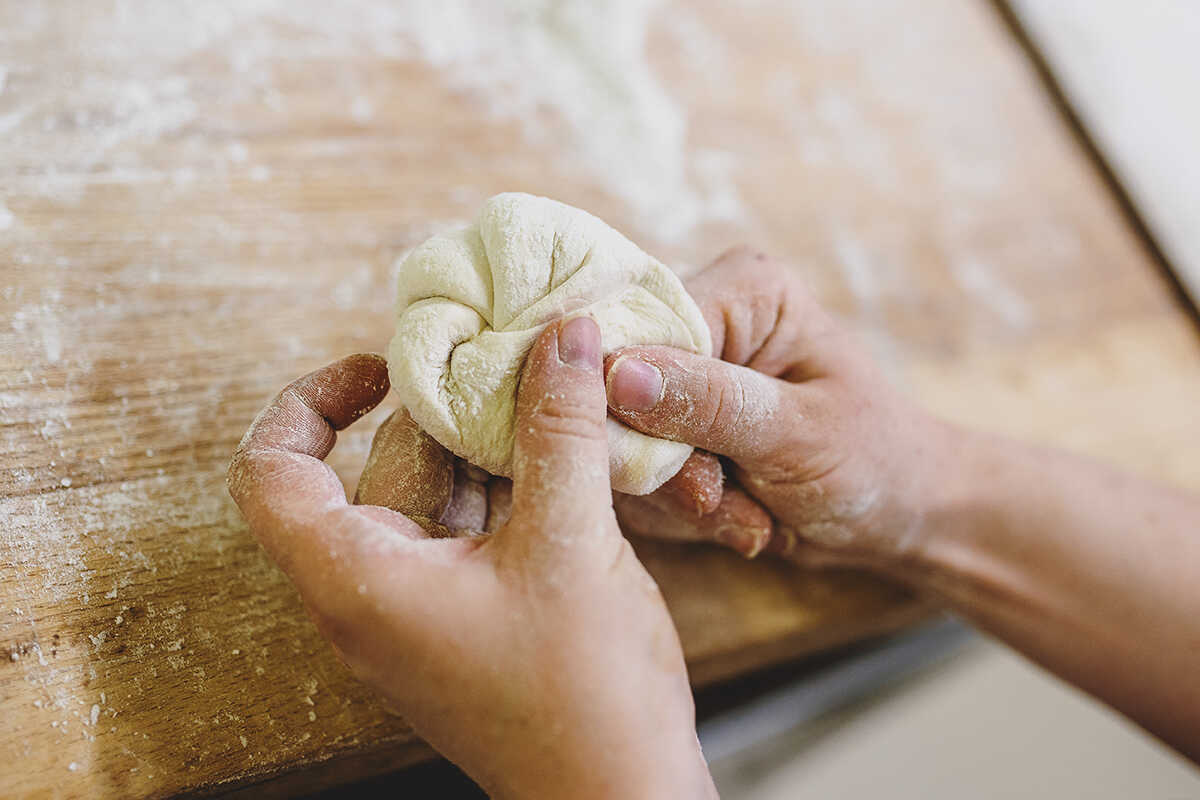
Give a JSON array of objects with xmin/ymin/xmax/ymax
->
[{"xmin": 388, "ymin": 193, "xmax": 711, "ymax": 495}]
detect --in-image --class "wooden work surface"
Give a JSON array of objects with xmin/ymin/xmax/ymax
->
[{"xmin": 3, "ymin": 1, "xmax": 1200, "ymax": 797}]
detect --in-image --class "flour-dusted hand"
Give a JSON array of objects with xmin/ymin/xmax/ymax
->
[
  {"xmin": 227, "ymin": 318, "xmax": 718, "ymax": 799},
  {"xmin": 605, "ymin": 247, "xmax": 945, "ymax": 571},
  {"xmin": 605, "ymin": 248, "xmax": 1200, "ymax": 765}
]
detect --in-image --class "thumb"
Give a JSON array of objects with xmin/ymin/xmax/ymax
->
[
  {"xmin": 604, "ymin": 346, "xmax": 806, "ymax": 463},
  {"xmin": 509, "ymin": 316, "xmax": 614, "ymax": 534}
]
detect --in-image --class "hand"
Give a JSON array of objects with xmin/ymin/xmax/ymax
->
[
  {"xmin": 351, "ymin": 405, "xmax": 734, "ymax": 548},
  {"xmin": 351, "ymin": 365, "xmax": 759, "ymax": 562},
  {"xmin": 227, "ymin": 319, "xmax": 717, "ymax": 799},
  {"xmin": 605, "ymin": 247, "xmax": 948, "ymax": 573}
]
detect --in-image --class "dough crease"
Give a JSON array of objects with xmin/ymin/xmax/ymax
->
[{"xmin": 388, "ymin": 192, "xmax": 711, "ymax": 495}]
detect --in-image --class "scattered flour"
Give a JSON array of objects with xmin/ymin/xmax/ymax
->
[
  {"xmin": 1, "ymin": 0, "xmax": 743, "ymax": 242},
  {"xmin": 349, "ymin": 96, "xmax": 373, "ymax": 123},
  {"xmin": 950, "ymin": 256, "xmax": 1033, "ymax": 330},
  {"xmin": 747, "ymin": 0, "xmax": 1056, "ymax": 333},
  {"xmin": 9, "ymin": 302, "xmax": 64, "ymax": 363},
  {"xmin": 382, "ymin": 0, "xmax": 744, "ymax": 240}
]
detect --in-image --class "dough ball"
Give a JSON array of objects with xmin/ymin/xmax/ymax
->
[{"xmin": 387, "ymin": 192, "xmax": 711, "ymax": 495}]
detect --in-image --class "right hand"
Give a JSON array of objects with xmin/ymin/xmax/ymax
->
[
  {"xmin": 229, "ymin": 320, "xmax": 718, "ymax": 799},
  {"xmin": 606, "ymin": 247, "xmax": 952, "ymax": 573}
]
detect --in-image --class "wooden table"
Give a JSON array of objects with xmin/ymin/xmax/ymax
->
[{"xmin": 3, "ymin": 1, "xmax": 1199, "ymax": 796}]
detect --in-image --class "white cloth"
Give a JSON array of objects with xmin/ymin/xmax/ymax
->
[{"xmin": 388, "ymin": 193, "xmax": 711, "ymax": 495}]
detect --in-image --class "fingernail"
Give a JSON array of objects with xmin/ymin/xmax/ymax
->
[
  {"xmin": 607, "ymin": 356, "xmax": 663, "ymax": 412},
  {"xmin": 558, "ymin": 316, "xmax": 601, "ymax": 369},
  {"xmin": 744, "ymin": 528, "xmax": 771, "ymax": 559},
  {"xmin": 715, "ymin": 525, "xmax": 770, "ymax": 559}
]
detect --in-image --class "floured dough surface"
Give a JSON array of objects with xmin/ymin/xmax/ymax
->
[{"xmin": 388, "ymin": 192, "xmax": 711, "ymax": 495}]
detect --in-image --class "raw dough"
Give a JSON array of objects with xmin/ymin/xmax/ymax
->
[{"xmin": 387, "ymin": 192, "xmax": 711, "ymax": 495}]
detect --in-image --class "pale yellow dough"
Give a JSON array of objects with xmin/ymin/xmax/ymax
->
[{"xmin": 387, "ymin": 193, "xmax": 711, "ymax": 495}]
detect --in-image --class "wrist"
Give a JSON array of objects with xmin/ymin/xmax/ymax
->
[
  {"xmin": 600, "ymin": 742, "xmax": 717, "ymax": 800},
  {"xmin": 820, "ymin": 410, "xmax": 969, "ymax": 579},
  {"xmin": 894, "ymin": 420, "xmax": 1015, "ymax": 593},
  {"xmin": 592, "ymin": 738, "xmax": 718, "ymax": 800},
  {"xmin": 487, "ymin": 733, "xmax": 717, "ymax": 800},
  {"xmin": 832, "ymin": 414, "xmax": 986, "ymax": 585}
]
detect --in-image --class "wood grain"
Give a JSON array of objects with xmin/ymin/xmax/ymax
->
[{"xmin": 3, "ymin": 1, "xmax": 1200, "ymax": 797}]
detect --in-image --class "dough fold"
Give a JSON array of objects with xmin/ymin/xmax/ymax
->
[{"xmin": 388, "ymin": 193, "xmax": 711, "ymax": 495}]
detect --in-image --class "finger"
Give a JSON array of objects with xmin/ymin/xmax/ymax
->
[
  {"xmin": 510, "ymin": 316, "xmax": 613, "ymax": 534},
  {"xmin": 604, "ymin": 346, "xmax": 812, "ymax": 463},
  {"xmin": 655, "ymin": 450, "xmax": 724, "ymax": 516},
  {"xmin": 227, "ymin": 356, "xmax": 481, "ymax": 657},
  {"xmin": 355, "ymin": 408, "xmax": 493, "ymax": 536},
  {"xmin": 228, "ymin": 354, "xmax": 427, "ymax": 572},
  {"xmin": 354, "ymin": 408, "xmax": 455, "ymax": 524},
  {"xmin": 230, "ymin": 353, "xmax": 391, "ymax": 515},
  {"xmin": 233, "ymin": 353, "xmax": 391, "ymax": 465},
  {"xmin": 686, "ymin": 246, "xmax": 849, "ymax": 381},
  {"xmin": 614, "ymin": 482, "xmax": 773, "ymax": 558}
]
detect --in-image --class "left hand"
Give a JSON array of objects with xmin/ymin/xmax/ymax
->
[{"xmin": 228, "ymin": 318, "xmax": 717, "ymax": 799}]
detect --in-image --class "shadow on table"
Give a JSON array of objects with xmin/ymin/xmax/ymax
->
[{"xmin": 300, "ymin": 757, "xmax": 487, "ymax": 800}]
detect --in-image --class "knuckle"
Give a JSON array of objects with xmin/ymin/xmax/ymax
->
[
  {"xmin": 226, "ymin": 449, "xmax": 247, "ymax": 490},
  {"xmin": 225, "ymin": 446, "xmax": 264, "ymax": 501},
  {"xmin": 701, "ymin": 373, "xmax": 746, "ymax": 438},
  {"xmin": 528, "ymin": 396, "xmax": 606, "ymax": 442},
  {"xmin": 719, "ymin": 244, "xmax": 768, "ymax": 267}
]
